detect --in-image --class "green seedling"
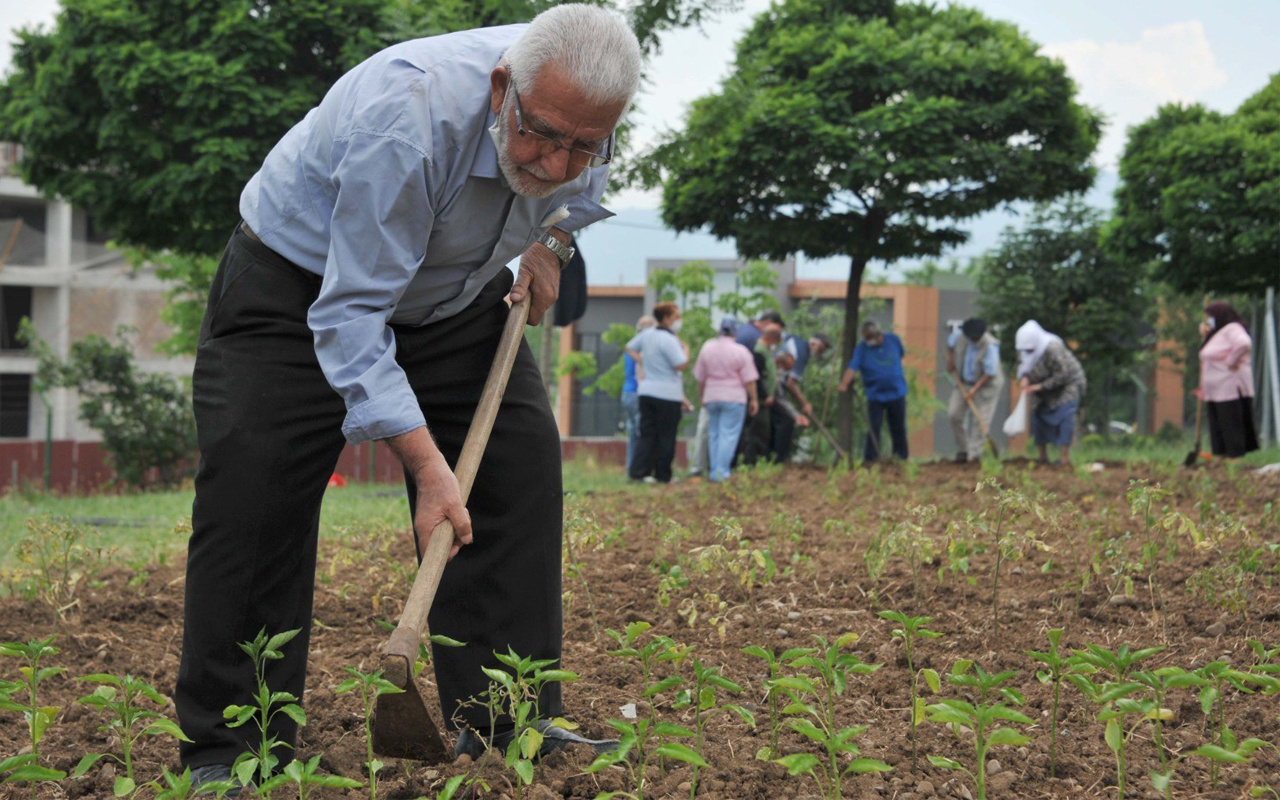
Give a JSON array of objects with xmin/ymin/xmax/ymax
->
[
  {"xmin": 0, "ymin": 635, "xmax": 66, "ymax": 770},
  {"xmin": 70, "ymin": 673, "xmax": 193, "ymax": 797},
  {"xmin": 1025, "ymin": 629, "xmax": 1089, "ymax": 778},
  {"xmin": 925, "ymin": 661, "xmax": 1032, "ymax": 800},
  {"xmin": 971, "ymin": 480, "xmax": 1046, "ymax": 632},
  {"xmin": 8, "ymin": 516, "xmax": 105, "ymax": 625},
  {"xmin": 865, "ymin": 505, "xmax": 938, "ymax": 604},
  {"xmin": 606, "ymin": 622, "xmax": 686, "ymax": 731},
  {"xmin": 674, "ymin": 658, "xmax": 754, "ymax": 798},
  {"xmin": 478, "ymin": 648, "xmax": 578, "ymax": 799},
  {"xmin": 1147, "ymin": 724, "xmax": 1273, "ymax": 798},
  {"xmin": 335, "ymin": 666, "xmax": 404, "ymax": 800},
  {"xmin": 256, "ymin": 755, "xmax": 363, "ymax": 799},
  {"xmin": 1246, "ymin": 639, "xmax": 1280, "ymax": 690},
  {"xmin": 586, "ymin": 715, "xmax": 706, "ymax": 800},
  {"xmin": 1130, "ymin": 666, "xmax": 1208, "ymax": 782},
  {"xmin": 143, "ymin": 766, "xmax": 238, "ymax": 800},
  {"xmin": 877, "ymin": 610, "xmax": 943, "ymax": 770},
  {"xmin": 223, "ymin": 628, "xmax": 307, "ymax": 796},
  {"xmin": 1067, "ymin": 643, "xmax": 1164, "ymax": 798},
  {"xmin": 773, "ymin": 634, "xmax": 889, "ymax": 800},
  {"xmin": 741, "ymin": 644, "xmax": 816, "ymax": 759},
  {"xmin": 1126, "ymin": 480, "xmax": 1173, "ymax": 637}
]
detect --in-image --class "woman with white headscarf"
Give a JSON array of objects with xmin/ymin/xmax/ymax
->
[{"xmin": 1015, "ymin": 320, "xmax": 1086, "ymax": 464}]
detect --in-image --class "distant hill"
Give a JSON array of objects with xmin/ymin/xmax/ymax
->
[{"xmin": 577, "ymin": 170, "xmax": 1118, "ymax": 286}]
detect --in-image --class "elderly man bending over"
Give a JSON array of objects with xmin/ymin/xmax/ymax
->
[{"xmin": 176, "ymin": 7, "xmax": 641, "ymax": 791}]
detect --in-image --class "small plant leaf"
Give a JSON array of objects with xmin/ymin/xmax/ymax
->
[
  {"xmin": 922, "ymin": 668, "xmax": 941, "ymax": 694},
  {"xmin": 927, "ymin": 755, "xmax": 963, "ymax": 770},
  {"xmin": 844, "ymin": 758, "xmax": 893, "ymax": 774},
  {"xmin": 113, "ymin": 775, "xmax": 136, "ymax": 797},
  {"xmin": 655, "ymin": 743, "xmax": 710, "ymax": 768},
  {"xmin": 775, "ymin": 753, "xmax": 820, "ymax": 776}
]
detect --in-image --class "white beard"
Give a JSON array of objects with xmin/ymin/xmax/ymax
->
[{"xmin": 489, "ymin": 96, "xmax": 569, "ymax": 199}]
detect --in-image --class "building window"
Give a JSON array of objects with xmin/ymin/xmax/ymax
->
[
  {"xmin": 0, "ymin": 373, "xmax": 31, "ymax": 438},
  {"xmin": 0, "ymin": 286, "xmax": 33, "ymax": 351}
]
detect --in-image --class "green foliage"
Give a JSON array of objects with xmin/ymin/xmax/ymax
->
[
  {"xmin": 335, "ymin": 666, "xmax": 404, "ymax": 800},
  {"xmin": 1108, "ymin": 75, "xmax": 1280, "ymax": 295},
  {"xmin": 256, "ymin": 755, "xmax": 363, "ymax": 798},
  {"xmin": 585, "ymin": 323, "xmax": 640, "ymax": 399},
  {"xmin": 673, "ymin": 658, "xmax": 753, "ymax": 797},
  {"xmin": 223, "ymin": 628, "xmax": 307, "ymax": 794},
  {"xmin": 0, "ymin": 635, "xmax": 66, "ymax": 767},
  {"xmin": 865, "ymin": 505, "xmax": 937, "ymax": 603},
  {"xmin": 925, "ymin": 662, "xmax": 1032, "ymax": 800},
  {"xmin": 773, "ymin": 634, "xmax": 888, "ymax": 799},
  {"xmin": 7, "ymin": 517, "xmax": 106, "ymax": 625},
  {"xmin": 477, "ymin": 648, "xmax": 579, "ymax": 798},
  {"xmin": 0, "ymin": 753, "xmax": 65, "ymax": 787},
  {"xmin": 19, "ymin": 321, "xmax": 196, "ymax": 488},
  {"xmin": 71, "ymin": 673, "xmax": 192, "ymax": 797},
  {"xmin": 1025, "ymin": 629, "xmax": 1089, "ymax": 778},
  {"xmin": 877, "ymin": 611, "xmax": 942, "ymax": 770},
  {"xmin": 0, "ymin": 0, "xmax": 386, "ymax": 256},
  {"xmin": 592, "ymin": 623, "xmax": 696, "ymax": 800},
  {"xmin": 741, "ymin": 644, "xmax": 817, "ymax": 760},
  {"xmin": 975, "ymin": 197, "xmax": 1155, "ymax": 430},
  {"xmin": 1066, "ymin": 642, "xmax": 1165, "ymax": 797}
]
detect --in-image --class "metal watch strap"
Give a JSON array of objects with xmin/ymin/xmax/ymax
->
[{"xmin": 537, "ymin": 232, "xmax": 575, "ymax": 268}]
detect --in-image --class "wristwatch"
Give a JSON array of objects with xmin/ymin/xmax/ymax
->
[{"xmin": 537, "ymin": 232, "xmax": 576, "ymax": 269}]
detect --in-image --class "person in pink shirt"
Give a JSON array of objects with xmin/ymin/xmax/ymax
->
[
  {"xmin": 1198, "ymin": 301, "xmax": 1258, "ymax": 458},
  {"xmin": 693, "ymin": 318, "xmax": 760, "ymax": 482}
]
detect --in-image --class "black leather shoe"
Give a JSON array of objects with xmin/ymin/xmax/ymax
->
[
  {"xmin": 190, "ymin": 764, "xmax": 241, "ymax": 797},
  {"xmin": 454, "ymin": 719, "xmax": 620, "ymax": 760}
]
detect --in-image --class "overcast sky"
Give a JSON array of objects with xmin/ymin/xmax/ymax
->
[{"xmin": 4, "ymin": 0, "xmax": 1275, "ymax": 206}]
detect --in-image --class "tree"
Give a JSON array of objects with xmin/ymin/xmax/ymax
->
[
  {"xmin": 975, "ymin": 197, "xmax": 1155, "ymax": 431},
  {"xmin": 1108, "ymin": 74, "xmax": 1280, "ymax": 296},
  {"xmin": 636, "ymin": 0, "xmax": 1101, "ymax": 449},
  {"xmin": 19, "ymin": 322, "xmax": 197, "ymax": 489},
  {"xmin": 0, "ymin": 0, "xmax": 737, "ymax": 354}
]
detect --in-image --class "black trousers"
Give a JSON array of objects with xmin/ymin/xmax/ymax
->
[
  {"xmin": 175, "ymin": 228, "xmax": 563, "ymax": 768},
  {"xmin": 630, "ymin": 396, "xmax": 682, "ymax": 482},
  {"xmin": 1207, "ymin": 394, "xmax": 1260, "ymax": 458},
  {"xmin": 737, "ymin": 408, "xmax": 772, "ymax": 466},
  {"xmin": 865, "ymin": 397, "xmax": 909, "ymax": 460},
  {"xmin": 769, "ymin": 406, "xmax": 796, "ymax": 463}
]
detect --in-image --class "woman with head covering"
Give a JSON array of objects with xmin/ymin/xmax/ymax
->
[
  {"xmin": 1015, "ymin": 320, "xmax": 1087, "ymax": 465},
  {"xmin": 1198, "ymin": 302, "xmax": 1258, "ymax": 458}
]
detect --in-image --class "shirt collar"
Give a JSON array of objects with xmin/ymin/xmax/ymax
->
[{"xmin": 472, "ymin": 107, "xmax": 502, "ymax": 180}]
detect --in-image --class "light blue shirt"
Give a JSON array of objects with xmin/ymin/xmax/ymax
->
[
  {"xmin": 240, "ymin": 25, "xmax": 612, "ymax": 444},
  {"xmin": 626, "ymin": 327, "xmax": 687, "ymax": 402},
  {"xmin": 947, "ymin": 329, "xmax": 1001, "ymax": 384}
]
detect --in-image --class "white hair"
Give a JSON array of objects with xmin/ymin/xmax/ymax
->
[{"xmin": 506, "ymin": 4, "xmax": 642, "ymax": 104}]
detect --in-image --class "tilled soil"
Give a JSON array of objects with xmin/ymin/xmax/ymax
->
[{"xmin": 2, "ymin": 458, "xmax": 1279, "ymax": 799}]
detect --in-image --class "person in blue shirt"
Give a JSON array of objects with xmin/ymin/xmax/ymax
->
[
  {"xmin": 177, "ymin": 7, "xmax": 641, "ymax": 787},
  {"xmin": 621, "ymin": 315, "xmax": 655, "ymax": 474},
  {"xmin": 837, "ymin": 321, "xmax": 909, "ymax": 460},
  {"xmin": 946, "ymin": 318, "xmax": 1005, "ymax": 462}
]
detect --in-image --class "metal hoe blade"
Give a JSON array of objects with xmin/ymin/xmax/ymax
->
[{"xmin": 371, "ymin": 627, "xmax": 449, "ymax": 762}]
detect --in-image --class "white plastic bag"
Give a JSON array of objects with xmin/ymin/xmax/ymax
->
[{"xmin": 1002, "ymin": 392, "xmax": 1028, "ymax": 437}]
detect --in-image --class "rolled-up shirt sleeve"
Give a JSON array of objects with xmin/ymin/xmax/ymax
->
[{"xmin": 308, "ymin": 133, "xmax": 433, "ymax": 445}]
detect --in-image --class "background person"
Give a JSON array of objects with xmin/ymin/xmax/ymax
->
[
  {"xmin": 175, "ymin": 6, "xmax": 641, "ymax": 787},
  {"xmin": 621, "ymin": 315, "xmax": 655, "ymax": 473},
  {"xmin": 771, "ymin": 331, "xmax": 831, "ymax": 462},
  {"xmin": 626, "ymin": 302, "xmax": 689, "ymax": 482},
  {"xmin": 1198, "ymin": 301, "xmax": 1259, "ymax": 458},
  {"xmin": 837, "ymin": 321, "xmax": 909, "ymax": 461},
  {"xmin": 946, "ymin": 317, "xmax": 1004, "ymax": 462},
  {"xmin": 1015, "ymin": 320, "xmax": 1087, "ymax": 465},
  {"xmin": 739, "ymin": 322, "xmax": 783, "ymax": 465},
  {"xmin": 693, "ymin": 317, "xmax": 759, "ymax": 481}
]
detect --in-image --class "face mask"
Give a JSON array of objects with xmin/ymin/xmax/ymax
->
[
  {"xmin": 670, "ymin": 319, "xmax": 683, "ymax": 334},
  {"xmin": 1206, "ymin": 317, "xmax": 1216, "ymax": 330}
]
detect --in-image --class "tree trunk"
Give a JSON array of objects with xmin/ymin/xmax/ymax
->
[{"xmin": 837, "ymin": 255, "xmax": 869, "ymax": 459}]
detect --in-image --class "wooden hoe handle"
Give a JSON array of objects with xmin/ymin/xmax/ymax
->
[{"xmin": 382, "ymin": 296, "xmax": 532, "ymax": 685}]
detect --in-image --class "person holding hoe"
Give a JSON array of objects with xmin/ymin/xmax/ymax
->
[
  {"xmin": 946, "ymin": 317, "xmax": 1004, "ymax": 463},
  {"xmin": 175, "ymin": 7, "xmax": 641, "ymax": 793},
  {"xmin": 837, "ymin": 320, "xmax": 909, "ymax": 461}
]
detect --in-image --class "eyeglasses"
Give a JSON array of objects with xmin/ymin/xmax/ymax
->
[{"xmin": 509, "ymin": 78, "xmax": 613, "ymax": 169}]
